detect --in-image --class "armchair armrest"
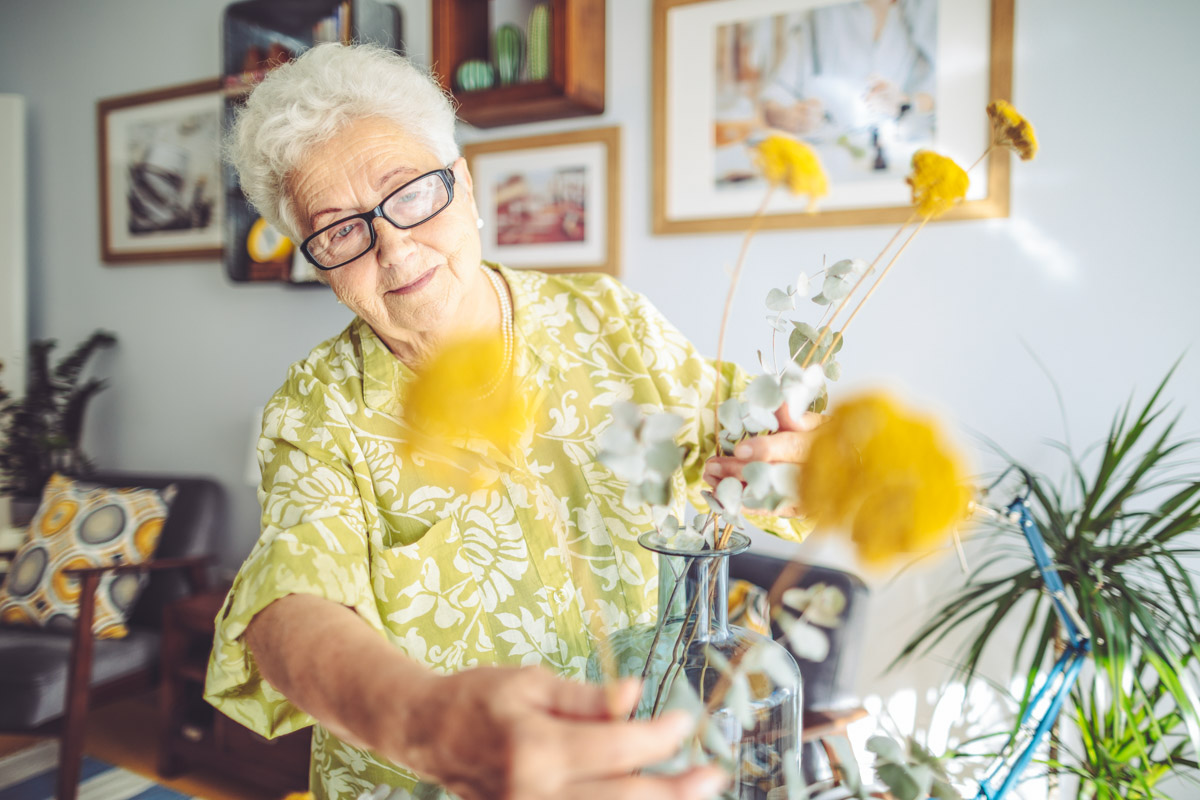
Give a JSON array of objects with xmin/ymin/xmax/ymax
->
[
  {"xmin": 61, "ymin": 555, "xmax": 215, "ymax": 729},
  {"xmin": 65, "ymin": 555, "xmax": 212, "ymax": 594}
]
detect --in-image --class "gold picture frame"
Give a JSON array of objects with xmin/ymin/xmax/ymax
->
[
  {"xmin": 97, "ymin": 79, "xmax": 224, "ymax": 263},
  {"xmin": 462, "ymin": 126, "xmax": 621, "ymax": 276},
  {"xmin": 652, "ymin": 0, "xmax": 1015, "ymax": 234}
]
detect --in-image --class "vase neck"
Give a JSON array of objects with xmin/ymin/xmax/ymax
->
[{"xmin": 658, "ymin": 552, "xmax": 730, "ymax": 643}]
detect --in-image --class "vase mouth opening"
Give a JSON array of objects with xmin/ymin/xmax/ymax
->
[{"xmin": 637, "ymin": 530, "xmax": 751, "ymax": 558}]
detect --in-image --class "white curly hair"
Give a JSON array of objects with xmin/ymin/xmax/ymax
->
[{"xmin": 227, "ymin": 43, "xmax": 460, "ymax": 243}]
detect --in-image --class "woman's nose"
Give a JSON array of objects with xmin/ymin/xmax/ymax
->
[{"xmin": 372, "ymin": 217, "xmax": 417, "ymax": 266}]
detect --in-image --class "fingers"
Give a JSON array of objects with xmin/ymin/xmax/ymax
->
[
  {"xmin": 555, "ymin": 710, "xmax": 696, "ymax": 781},
  {"xmin": 569, "ymin": 766, "xmax": 730, "ymax": 800},
  {"xmin": 540, "ymin": 672, "xmax": 641, "ymax": 720},
  {"xmin": 775, "ymin": 407, "xmax": 822, "ymax": 433}
]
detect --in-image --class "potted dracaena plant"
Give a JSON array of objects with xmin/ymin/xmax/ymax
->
[
  {"xmin": 0, "ymin": 331, "xmax": 117, "ymax": 524},
  {"xmin": 895, "ymin": 364, "xmax": 1200, "ymax": 799}
]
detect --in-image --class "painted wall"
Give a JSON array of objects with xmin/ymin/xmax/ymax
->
[{"xmin": 1, "ymin": 0, "xmax": 1197, "ymax": 794}]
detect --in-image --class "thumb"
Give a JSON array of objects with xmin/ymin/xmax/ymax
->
[{"xmin": 543, "ymin": 675, "xmax": 643, "ymax": 720}]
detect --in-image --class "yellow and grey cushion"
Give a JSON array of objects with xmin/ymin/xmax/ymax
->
[{"xmin": 0, "ymin": 474, "xmax": 175, "ymax": 639}]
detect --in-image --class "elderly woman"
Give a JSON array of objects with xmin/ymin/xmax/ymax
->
[{"xmin": 205, "ymin": 43, "xmax": 814, "ymax": 800}]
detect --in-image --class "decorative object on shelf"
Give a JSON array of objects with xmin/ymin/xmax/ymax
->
[
  {"xmin": 97, "ymin": 79, "xmax": 223, "ymax": 263},
  {"xmin": 0, "ymin": 331, "xmax": 116, "ymax": 509},
  {"xmin": 526, "ymin": 4, "xmax": 551, "ymax": 81},
  {"xmin": 463, "ymin": 126, "xmax": 620, "ymax": 275},
  {"xmin": 432, "ymin": 0, "xmax": 605, "ymax": 128},
  {"xmin": 652, "ymin": 0, "xmax": 1014, "ymax": 234},
  {"xmin": 494, "ymin": 23, "xmax": 526, "ymax": 86},
  {"xmin": 0, "ymin": 473, "xmax": 175, "ymax": 638},
  {"xmin": 221, "ymin": 0, "xmax": 403, "ymax": 285},
  {"xmin": 896, "ymin": 367, "xmax": 1200, "ymax": 799},
  {"xmin": 455, "ymin": 58, "xmax": 495, "ymax": 92}
]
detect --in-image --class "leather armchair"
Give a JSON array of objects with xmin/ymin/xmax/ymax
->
[{"xmin": 0, "ymin": 473, "xmax": 223, "ymax": 800}]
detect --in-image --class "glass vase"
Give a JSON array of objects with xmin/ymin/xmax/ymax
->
[{"xmin": 589, "ymin": 531, "xmax": 803, "ymax": 799}]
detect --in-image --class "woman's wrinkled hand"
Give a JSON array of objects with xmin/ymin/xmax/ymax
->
[
  {"xmin": 397, "ymin": 665, "xmax": 728, "ymax": 800},
  {"xmin": 703, "ymin": 405, "xmax": 823, "ymax": 517}
]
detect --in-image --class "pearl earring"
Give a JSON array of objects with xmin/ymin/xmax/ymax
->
[{"xmin": 476, "ymin": 217, "xmax": 485, "ymax": 229}]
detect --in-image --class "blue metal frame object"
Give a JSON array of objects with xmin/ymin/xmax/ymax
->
[{"xmin": 972, "ymin": 473, "xmax": 1092, "ymax": 800}]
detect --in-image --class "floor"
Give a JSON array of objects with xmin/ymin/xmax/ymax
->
[{"xmin": 0, "ymin": 691, "xmax": 279, "ymax": 800}]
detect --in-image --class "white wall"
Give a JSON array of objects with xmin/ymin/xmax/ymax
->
[
  {"xmin": 0, "ymin": 94, "xmax": 27, "ymax": 532},
  {"xmin": 1, "ymin": 1, "xmax": 1198, "ymax": 794}
]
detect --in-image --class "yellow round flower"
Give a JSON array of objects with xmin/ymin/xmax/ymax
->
[
  {"xmin": 752, "ymin": 134, "xmax": 829, "ymax": 211},
  {"xmin": 403, "ymin": 332, "xmax": 529, "ymax": 454},
  {"xmin": 987, "ymin": 99, "xmax": 1038, "ymax": 161},
  {"xmin": 799, "ymin": 392, "xmax": 972, "ymax": 567},
  {"xmin": 906, "ymin": 150, "xmax": 969, "ymax": 219}
]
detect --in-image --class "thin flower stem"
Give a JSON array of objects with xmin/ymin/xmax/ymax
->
[
  {"xmin": 800, "ymin": 217, "xmax": 915, "ymax": 370},
  {"xmin": 968, "ymin": 144, "xmax": 995, "ymax": 174},
  {"xmin": 822, "ymin": 216, "xmax": 930, "ymax": 358},
  {"xmin": 714, "ymin": 187, "xmax": 776, "ymax": 444}
]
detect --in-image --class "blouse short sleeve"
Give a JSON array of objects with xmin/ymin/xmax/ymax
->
[{"xmin": 204, "ymin": 367, "xmax": 383, "ymax": 739}]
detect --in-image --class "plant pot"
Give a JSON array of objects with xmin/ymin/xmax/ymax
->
[{"xmin": 589, "ymin": 531, "xmax": 803, "ymax": 798}]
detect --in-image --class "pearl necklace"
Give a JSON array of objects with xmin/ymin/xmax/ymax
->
[{"xmin": 479, "ymin": 265, "xmax": 513, "ymax": 398}]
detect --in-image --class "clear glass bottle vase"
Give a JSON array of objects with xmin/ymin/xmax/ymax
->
[{"xmin": 589, "ymin": 531, "xmax": 803, "ymax": 799}]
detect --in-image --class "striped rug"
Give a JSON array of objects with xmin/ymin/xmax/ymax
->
[{"xmin": 0, "ymin": 741, "xmax": 198, "ymax": 800}]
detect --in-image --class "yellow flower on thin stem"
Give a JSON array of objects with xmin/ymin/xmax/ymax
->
[
  {"xmin": 403, "ymin": 332, "xmax": 529, "ymax": 455},
  {"xmin": 751, "ymin": 133, "xmax": 829, "ymax": 212},
  {"xmin": 987, "ymin": 99, "xmax": 1038, "ymax": 161},
  {"xmin": 713, "ymin": 135, "xmax": 831, "ymax": 459},
  {"xmin": 906, "ymin": 150, "xmax": 970, "ymax": 219},
  {"xmin": 798, "ymin": 392, "xmax": 972, "ymax": 567}
]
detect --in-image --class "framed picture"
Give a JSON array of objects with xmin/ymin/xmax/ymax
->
[
  {"xmin": 463, "ymin": 126, "xmax": 620, "ymax": 275},
  {"xmin": 652, "ymin": 0, "xmax": 1014, "ymax": 233},
  {"xmin": 97, "ymin": 79, "xmax": 224, "ymax": 263}
]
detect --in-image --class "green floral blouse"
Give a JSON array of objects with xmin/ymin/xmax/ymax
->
[{"xmin": 204, "ymin": 264, "xmax": 811, "ymax": 799}]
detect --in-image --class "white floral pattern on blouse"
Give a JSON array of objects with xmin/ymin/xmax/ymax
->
[{"xmin": 204, "ymin": 264, "xmax": 811, "ymax": 799}]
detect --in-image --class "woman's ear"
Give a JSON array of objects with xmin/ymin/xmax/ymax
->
[
  {"xmin": 454, "ymin": 155, "xmax": 474, "ymax": 195},
  {"xmin": 454, "ymin": 156, "xmax": 481, "ymax": 221}
]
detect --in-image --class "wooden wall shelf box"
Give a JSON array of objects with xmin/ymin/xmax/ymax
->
[{"xmin": 433, "ymin": 0, "xmax": 605, "ymax": 128}]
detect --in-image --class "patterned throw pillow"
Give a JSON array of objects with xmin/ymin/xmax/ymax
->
[{"xmin": 0, "ymin": 474, "xmax": 175, "ymax": 638}]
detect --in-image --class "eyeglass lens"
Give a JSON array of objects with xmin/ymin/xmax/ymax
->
[{"xmin": 305, "ymin": 171, "xmax": 451, "ymax": 268}]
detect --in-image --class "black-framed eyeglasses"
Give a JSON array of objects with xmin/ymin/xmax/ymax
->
[{"xmin": 300, "ymin": 166, "xmax": 457, "ymax": 270}]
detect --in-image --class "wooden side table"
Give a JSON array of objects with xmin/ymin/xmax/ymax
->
[{"xmin": 158, "ymin": 589, "xmax": 312, "ymax": 793}]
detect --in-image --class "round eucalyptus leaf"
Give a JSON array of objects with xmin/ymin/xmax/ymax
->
[
  {"xmin": 822, "ymin": 360, "xmax": 841, "ymax": 381},
  {"xmin": 783, "ymin": 616, "xmax": 830, "ymax": 662},
  {"xmin": 876, "ymin": 764, "xmax": 922, "ymax": 800},
  {"xmin": 643, "ymin": 411, "xmax": 685, "ymax": 443},
  {"xmin": 766, "ymin": 287, "xmax": 795, "ymax": 312},
  {"xmin": 715, "ymin": 476, "xmax": 743, "ymax": 512},
  {"xmin": 611, "ymin": 401, "xmax": 642, "ymax": 429},
  {"xmin": 644, "ymin": 440, "xmax": 683, "ymax": 477},
  {"xmin": 746, "ymin": 374, "xmax": 785, "ymax": 411},
  {"xmin": 827, "ymin": 258, "xmax": 866, "ymax": 278},
  {"xmin": 597, "ymin": 424, "xmax": 637, "ymax": 456},
  {"xmin": 742, "ymin": 461, "xmax": 772, "ymax": 492},
  {"xmin": 792, "ymin": 272, "xmax": 810, "ymax": 297},
  {"xmin": 718, "ymin": 398, "xmax": 745, "ymax": 434},
  {"xmin": 866, "ymin": 735, "xmax": 906, "ymax": 765}
]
